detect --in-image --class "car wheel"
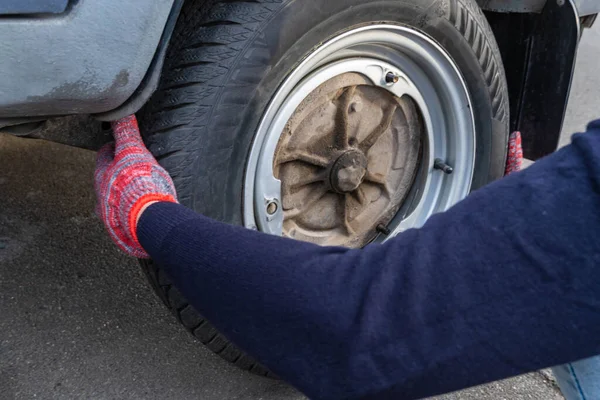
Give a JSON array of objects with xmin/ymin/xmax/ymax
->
[{"xmin": 137, "ymin": 0, "xmax": 509, "ymax": 376}]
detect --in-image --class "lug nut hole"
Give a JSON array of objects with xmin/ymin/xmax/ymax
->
[{"xmin": 266, "ymin": 201, "xmax": 278, "ymax": 215}]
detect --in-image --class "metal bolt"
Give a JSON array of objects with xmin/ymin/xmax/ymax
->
[
  {"xmin": 434, "ymin": 158, "xmax": 454, "ymax": 174},
  {"xmin": 376, "ymin": 224, "xmax": 391, "ymax": 235},
  {"xmin": 385, "ymin": 72, "xmax": 400, "ymax": 84},
  {"xmin": 266, "ymin": 201, "xmax": 278, "ymax": 215},
  {"xmin": 557, "ymin": 0, "xmax": 565, "ymax": 6}
]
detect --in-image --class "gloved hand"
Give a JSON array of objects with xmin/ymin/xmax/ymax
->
[
  {"xmin": 94, "ymin": 115, "xmax": 177, "ymax": 258},
  {"xmin": 505, "ymin": 131, "xmax": 523, "ymax": 175}
]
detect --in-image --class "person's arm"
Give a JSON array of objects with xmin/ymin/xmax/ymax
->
[
  {"xmin": 133, "ymin": 121, "xmax": 600, "ymax": 399},
  {"xmin": 96, "ymin": 116, "xmax": 600, "ymax": 399}
]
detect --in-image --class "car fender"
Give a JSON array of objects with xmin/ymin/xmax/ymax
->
[{"xmin": 0, "ymin": 0, "xmax": 174, "ymax": 118}]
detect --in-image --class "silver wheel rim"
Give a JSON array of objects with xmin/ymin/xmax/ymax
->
[{"xmin": 244, "ymin": 25, "xmax": 475, "ymax": 242}]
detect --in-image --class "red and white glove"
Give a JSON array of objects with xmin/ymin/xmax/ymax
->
[
  {"xmin": 94, "ymin": 115, "xmax": 177, "ymax": 258},
  {"xmin": 505, "ymin": 131, "xmax": 523, "ymax": 175}
]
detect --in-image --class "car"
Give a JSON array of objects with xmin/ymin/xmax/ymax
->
[{"xmin": 1, "ymin": 0, "xmax": 597, "ymax": 377}]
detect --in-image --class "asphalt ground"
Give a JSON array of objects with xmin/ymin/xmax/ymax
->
[{"xmin": 0, "ymin": 23, "xmax": 598, "ymax": 400}]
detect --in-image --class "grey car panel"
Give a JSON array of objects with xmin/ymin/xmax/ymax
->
[
  {"xmin": 0, "ymin": 0, "xmax": 174, "ymax": 118},
  {"xmin": 573, "ymin": 0, "xmax": 600, "ymax": 16},
  {"xmin": 0, "ymin": 0, "xmax": 69, "ymax": 15}
]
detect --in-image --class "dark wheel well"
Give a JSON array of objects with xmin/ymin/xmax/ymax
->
[{"xmin": 483, "ymin": 0, "xmax": 580, "ymax": 159}]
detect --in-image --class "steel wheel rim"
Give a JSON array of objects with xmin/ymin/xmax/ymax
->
[{"xmin": 244, "ymin": 25, "xmax": 475, "ymax": 243}]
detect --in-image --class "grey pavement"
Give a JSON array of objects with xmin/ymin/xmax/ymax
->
[{"xmin": 1, "ymin": 23, "xmax": 598, "ymax": 400}]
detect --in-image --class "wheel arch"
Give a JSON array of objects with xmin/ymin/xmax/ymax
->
[{"xmin": 483, "ymin": 0, "xmax": 582, "ymax": 159}]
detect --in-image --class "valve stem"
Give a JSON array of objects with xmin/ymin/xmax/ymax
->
[
  {"xmin": 434, "ymin": 158, "xmax": 453, "ymax": 174},
  {"xmin": 385, "ymin": 72, "xmax": 400, "ymax": 84},
  {"xmin": 376, "ymin": 223, "xmax": 391, "ymax": 235}
]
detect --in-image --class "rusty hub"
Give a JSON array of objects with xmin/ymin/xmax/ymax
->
[
  {"xmin": 246, "ymin": 27, "xmax": 477, "ymax": 245},
  {"xmin": 329, "ymin": 150, "xmax": 368, "ymax": 193},
  {"xmin": 273, "ymin": 73, "xmax": 422, "ymax": 248}
]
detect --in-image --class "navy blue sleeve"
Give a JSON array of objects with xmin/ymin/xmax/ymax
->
[{"xmin": 138, "ymin": 120, "xmax": 600, "ymax": 400}]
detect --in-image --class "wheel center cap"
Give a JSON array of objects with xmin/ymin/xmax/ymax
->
[{"xmin": 329, "ymin": 150, "xmax": 368, "ymax": 193}]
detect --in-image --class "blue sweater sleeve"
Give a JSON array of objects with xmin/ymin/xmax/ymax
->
[{"xmin": 138, "ymin": 120, "xmax": 600, "ymax": 400}]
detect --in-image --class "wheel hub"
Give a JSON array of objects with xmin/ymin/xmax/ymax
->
[
  {"xmin": 273, "ymin": 72, "xmax": 422, "ymax": 248},
  {"xmin": 244, "ymin": 26, "xmax": 476, "ymax": 250},
  {"xmin": 329, "ymin": 150, "xmax": 367, "ymax": 193}
]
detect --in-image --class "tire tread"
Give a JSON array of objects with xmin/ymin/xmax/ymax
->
[
  {"xmin": 138, "ymin": 3, "xmax": 273, "ymax": 371},
  {"xmin": 449, "ymin": 0, "xmax": 509, "ymax": 122}
]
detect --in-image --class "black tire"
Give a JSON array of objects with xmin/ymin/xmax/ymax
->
[{"xmin": 137, "ymin": 0, "xmax": 509, "ymax": 375}]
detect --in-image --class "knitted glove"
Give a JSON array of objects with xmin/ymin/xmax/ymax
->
[
  {"xmin": 94, "ymin": 115, "xmax": 177, "ymax": 258},
  {"xmin": 505, "ymin": 131, "xmax": 523, "ymax": 175}
]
